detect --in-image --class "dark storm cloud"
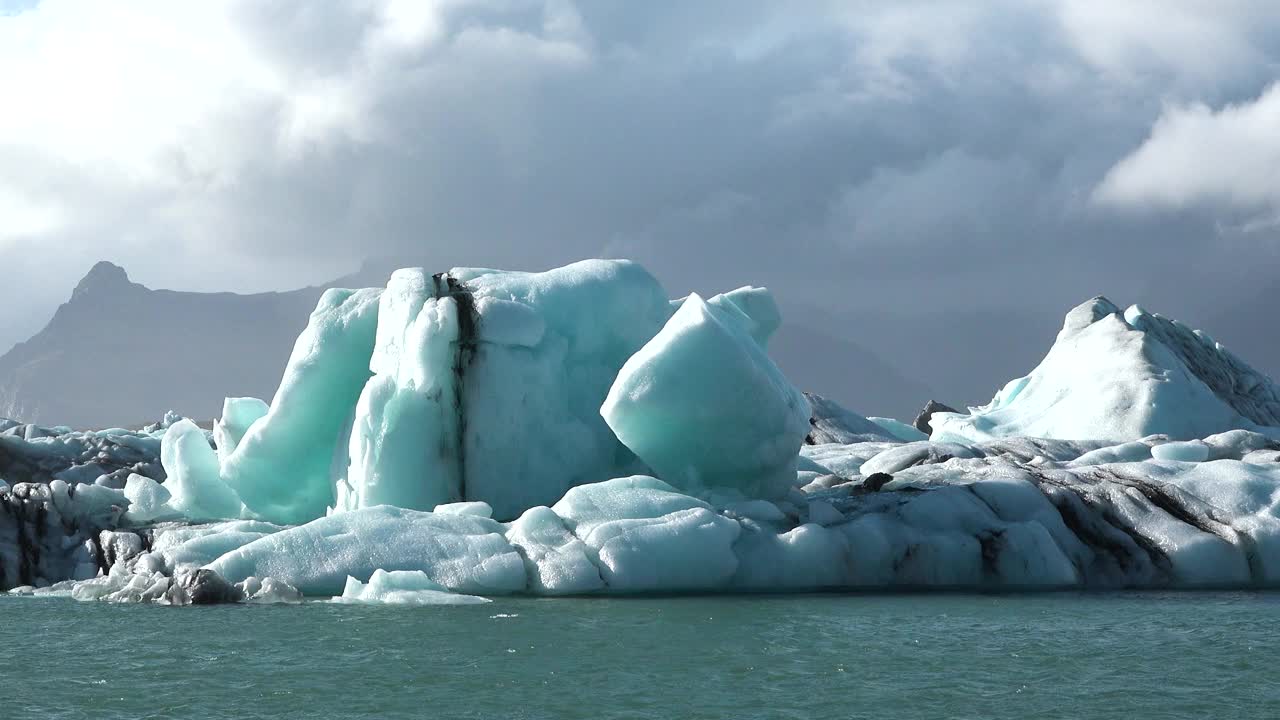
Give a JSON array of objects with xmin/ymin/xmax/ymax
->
[{"xmin": 2, "ymin": 0, "xmax": 1279, "ymax": 410}]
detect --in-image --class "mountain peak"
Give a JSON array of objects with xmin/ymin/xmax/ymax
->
[{"xmin": 73, "ymin": 261, "xmax": 133, "ymax": 297}]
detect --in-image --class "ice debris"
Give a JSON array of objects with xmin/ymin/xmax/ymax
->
[{"xmin": 333, "ymin": 569, "xmax": 491, "ymax": 606}]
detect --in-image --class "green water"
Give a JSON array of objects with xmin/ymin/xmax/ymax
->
[{"xmin": 4, "ymin": 592, "xmax": 1276, "ymax": 719}]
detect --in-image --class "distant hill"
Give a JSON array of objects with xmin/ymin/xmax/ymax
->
[
  {"xmin": 0, "ymin": 262, "xmax": 372, "ymax": 428},
  {"xmin": 0, "ymin": 260, "xmax": 934, "ymax": 428}
]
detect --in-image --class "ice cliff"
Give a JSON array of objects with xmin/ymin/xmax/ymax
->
[{"xmin": 8, "ymin": 264, "xmax": 1280, "ymax": 605}]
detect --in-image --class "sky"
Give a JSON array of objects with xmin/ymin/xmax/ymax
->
[{"xmin": 2, "ymin": 0, "xmax": 1279, "ymax": 408}]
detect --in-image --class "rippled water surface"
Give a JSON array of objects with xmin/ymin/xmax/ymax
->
[{"xmin": 4, "ymin": 592, "xmax": 1277, "ymax": 719}]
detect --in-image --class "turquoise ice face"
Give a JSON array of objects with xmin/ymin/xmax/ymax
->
[{"xmin": 602, "ymin": 290, "xmax": 811, "ymax": 501}]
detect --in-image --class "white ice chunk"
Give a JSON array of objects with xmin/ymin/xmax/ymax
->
[
  {"xmin": 122, "ymin": 474, "xmax": 172, "ymax": 525},
  {"xmin": 932, "ymin": 296, "xmax": 1280, "ymax": 443},
  {"xmin": 340, "ymin": 260, "xmax": 671, "ymax": 520},
  {"xmin": 505, "ymin": 505, "xmax": 604, "ymax": 595},
  {"xmin": 219, "ymin": 287, "xmax": 383, "ymax": 524},
  {"xmin": 433, "ymin": 501, "xmax": 494, "ymax": 518},
  {"xmin": 732, "ymin": 523, "xmax": 852, "ymax": 589},
  {"xmin": 149, "ymin": 520, "xmax": 284, "ymax": 571},
  {"xmin": 207, "ymin": 506, "xmax": 527, "ymax": 597},
  {"xmin": 1151, "ymin": 441, "xmax": 1210, "ymax": 463},
  {"xmin": 602, "ymin": 293, "xmax": 810, "ymax": 499},
  {"xmin": 720, "ymin": 499, "xmax": 787, "ymax": 524},
  {"xmin": 1069, "ymin": 441, "xmax": 1153, "ymax": 467},
  {"xmin": 806, "ymin": 499, "xmax": 844, "ymax": 526},
  {"xmin": 333, "ymin": 569, "xmax": 491, "ymax": 606},
  {"xmin": 160, "ymin": 420, "xmax": 243, "ymax": 522},
  {"xmin": 859, "ymin": 442, "xmax": 977, "ymax": 477},
  {"xmin": 867, "ymin": 417, "xmax": 929, "ymax": 442},
  {"xmin": 237, "ymin": 576, "xmax": 303, "ymax": 604},
  {"xmin": 213, "ymin": 397, "xmax": 269, "ymax": 464},
  {"xmin": 550, "ymin": 476, "xmax": 741, "ymax": 591}
]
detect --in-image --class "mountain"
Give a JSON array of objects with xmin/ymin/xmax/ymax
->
[
  {"xmin": 0, "ymin": 260, "xmax": 934, "ymax": 429},
  {"xmin": 0, "ymin": 262, "xmax": 382, "ymax": 429}
]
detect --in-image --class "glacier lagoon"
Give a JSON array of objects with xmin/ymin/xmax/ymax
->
[
  {"xmin": 5, "ymin": 591, "xmax": 1279, "ymax": 719},
  {"xmin": 7, "ymin": 258, "xmax": 1280, "ymax": 605}
]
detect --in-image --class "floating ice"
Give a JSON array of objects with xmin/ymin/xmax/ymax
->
[
  {"xmin": 220, "ymin": 288, "xmax": 383, "ymax": 524},
  {"xmin": 338, "ymin": 260, "xmax": 670, "ymax": 521},
  {"xmin": 15, "ymin": 262, "xmax": 1280, "ymax": 602},
  {"xmin": 804, "ymin": 392, "xmax": 900, "ymax": 444},
  {"xmin": 213, "ymin": 397, "xmax": 269, "ymax": 464},
  {"xmin": 549, "ymin": 476, "xmax": 741, "ymax": 591},
  {"xmin": 333, "ymin": 569, "xmax": 491, "ymax": 606},
  {"xmin": 1151, "ymin": 440, "xmax": 1210, "ymax": 463},
  {"xmin": 122, "ymin": 474, "xmax": 171, "ymax": 525},
  {"xmin": 503, "ymin": 505, "xmax": 603, "ymax": 595},
  {"xmin": 602, "ymin": 292, "xmax": 810, "ymax": 499},
  {"xmin": 206, "ymin": 505, "xmax": 527, "ymax": 596},
  {"xmin": 160, "ymin": 420, "xmax": 242, "ymax": 522},
  {"xmin": 931, "ymin": 297, "xmax": 1280, "ymax": 443},
  {"xmin": 238, "ymin": 575, "xmax": 303, "ymax": 604}
]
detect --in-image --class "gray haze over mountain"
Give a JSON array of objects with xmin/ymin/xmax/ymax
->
[{"xmin": 2, "ymin": 1, "xmax": 1279, "ymax": 419}]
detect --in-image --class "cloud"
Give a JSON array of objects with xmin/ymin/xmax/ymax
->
[
  {"xmin": 1095, "ymin": 83, "xmax": 1280, "ymax": 219},
  {"xmin": 1, "ymin": 0, "xmax": 1279, "ymax": 408},
  {"xmin": 1056, "ymin": 0, "xmax": 1280, "ymax": 92}
]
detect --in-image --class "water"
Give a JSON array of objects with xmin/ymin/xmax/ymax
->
[{"xmin": 4, "ymin": 592, "xmax": 1276, "ymax": 719}]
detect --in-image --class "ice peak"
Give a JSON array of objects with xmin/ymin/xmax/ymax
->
[
  {"xmin": 1058, "ymin": 295, "xmax": 1121, "ymax": 340},
  {"xmin": 935, "ymin": 294, "xmax": 1280, "ymax": 443}
]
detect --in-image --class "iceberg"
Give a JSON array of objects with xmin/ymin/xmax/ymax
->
[
  {"xmin": 602, "ymin": 292, "xmax": 811, "ymax": 499},
  {"xmin": 12, "ymin": 262, "xmax": 1280, "ymax": 604},
  {"xmin": 804, "ymin": 392, "xmax": 901, "ymax": 444},
  {"xmin": 206, "ymin": 505, "xmax": 528, "ymax": 596},
  {"xmin": 160, "ymin": 420, "xmax": 242, "ymax": 521},
  {"xmin": 931, "ymin": 297, "xmax": 1280, "ymax": 443},
  {"xmin": 219, "ymin": 288, "xmax": 383, "ymax": 524},
  {"xmin": 549, "ymin": 476, "xmax": 742, "ymax": 592},
  {"xmin": 338, "ymin": 260, "xmax": 671, "ymax": 521},
  {"xmin": 334, "ymin": 569, "xmax": 491, "ymax": 606}
]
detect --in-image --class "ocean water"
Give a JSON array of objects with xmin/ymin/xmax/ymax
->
[{"xmin": 4, "ymin": 591, "xmax": 1276, "ymax": 719}]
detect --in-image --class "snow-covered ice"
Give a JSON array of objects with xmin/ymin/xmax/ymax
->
[{"xmin": 930, "ymin": 296, "xmax": 1280, "ymax": 443}]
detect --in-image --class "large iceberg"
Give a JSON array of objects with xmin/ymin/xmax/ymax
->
[
  {"xmin": 339, "ymin": 260, "xmax": 671, "ymax": 521},
  {"xmin": 12, "ymin": 264, "xmax": 1280, "ymax": 604}
]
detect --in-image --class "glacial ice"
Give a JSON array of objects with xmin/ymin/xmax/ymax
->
[
  {"xmin": 804, "ymin": 392, "xmax": 900, "ymax": 444},
  {"xmin": 602, "ymin": 292, "xmax": 811, "ymax": 499},
  {"xmin": 550, "ymin": 476, "xmax": 742, "ymax": 591},
  {"xmin": 122, "ymin": 473, "xmax": 171, "ymax": 524},
  {"xmin": 339, "ymin": 260, "xmax": 671, "ymax": 521},
  {"xmin": 931, "ymin": 296, "xmax": 1280, "ymax": 443},
  {"xmin": 206, "ymin": 505, "xmax": 528, "ymax": 596},
  {"xmin": 161, "ymin": 420, "xmax": 242, "ymax": 521},
  {"xmin": 213, "ymin": 397, "xmax": 269, "ymax": 464},
  {"xmin": 220, "ymin": 288, "xmax": 383, "ymax": 524},
  {"xmin": 334, "ymin": 569, "xmax": 491, "ymax": 606},
  {"xmin": 12, "ymin": 267, "xmax": 1280, "ymax": 605}
]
